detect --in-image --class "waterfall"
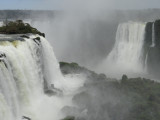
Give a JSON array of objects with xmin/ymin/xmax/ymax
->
[
  {"xmin": 100, "ymin": 22, "xmax": 146, "ymax": 77},
  {"xmin": 144, "ymin": 53, "xmax": 148, "ymax": 72},
  {"xmin": 151, "ymin": 22, "xmax": 155, "ymax": 47},
  {"xmin": 0, "ymin": 34, "xmax": 85, "ymax": 120}
]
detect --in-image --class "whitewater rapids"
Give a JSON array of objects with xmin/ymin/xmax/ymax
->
[{"xmin": 0, "ymin": 34, "xmax": 86, "ymax": 120}]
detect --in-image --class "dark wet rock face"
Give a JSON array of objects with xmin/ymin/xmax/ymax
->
[
  {"xmin": 33, "ymin": 37, "xmax": 41, "ymax": 46},
  {"xmin": 20, "ymin": 35, "xmax": 30, "ymax": 39},
  {"xmin": 22, "ymin": 116, "xmax": 31, "ymax": 120},
  {"xmin": 144, "ymin": 20, "xmax": 160, "ymax": 77}
]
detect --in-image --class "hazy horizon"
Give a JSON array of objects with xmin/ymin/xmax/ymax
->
[{"xmin": 1, "ymin": 0, "xmax": 160, "ymax": 10}]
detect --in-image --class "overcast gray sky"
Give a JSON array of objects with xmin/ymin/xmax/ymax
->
[{"xmin": 0, "ymin": 0, "xmax": 160, "ymax": 10}]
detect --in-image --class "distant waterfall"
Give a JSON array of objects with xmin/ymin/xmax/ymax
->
[
  {"xmin": 151, "ymin": 22, "xmax": 155, "ymax": 47},
  {"xmin": 101, "ymin": 22, "xmax": 146, "ymax": 77}
]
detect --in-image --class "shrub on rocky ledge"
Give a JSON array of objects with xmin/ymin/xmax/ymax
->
[
  {"xmin": 62, "ymin": 116, "xmax": 75, "ymax": 120},
  {"xmin": 0, "ymin": 20, "xmax": 45, "ymax": 37}
]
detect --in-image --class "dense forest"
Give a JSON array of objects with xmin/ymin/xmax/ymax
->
[{"xmin": 60, "ymin": 62, "xmax": 160, "ymax": 120}]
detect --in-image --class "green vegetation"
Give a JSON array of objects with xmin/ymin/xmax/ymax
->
[
  {"xmin": 59, "ymin": 62, "xmax": 107, "ymax": 81},
  {"xmin": 61, "ymin": 116, "xmax": 75, "ymax": 120},
  {"xmin": 59, "ymin": 62, "xmax": 160, "ymax": 120},
  {"xmin": 73, "ymin": 76, "xmax": 160, "ymax": 120},
  {"xmin": 59, "ymin": 62, "xmax": 85, "ymax": 74},
  {"xmin": 59, "ymin": 62, "xmax": 80, "ymax": 74},
  {"xmin": 119, "ymin": 76, "xmax": 160, "ymax": 120},
  {"xmin": 60, "ymin": 62, "xmax": 79, "ymax": 68},
  {"xmin": 0, "ymin": 20, "xmax": 45, "ymax": 37}
]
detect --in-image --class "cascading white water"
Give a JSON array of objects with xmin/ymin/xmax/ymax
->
[
  {"xmin": 100, "ymin": 22, "xmax": 146, "ymax": 77},
  {"xmin": 151, "ymin": 22, "xmax": 155, "ymax": 47},
  {"xmin": 0, "ymin": 34, "xmax": 86, "ymax": 120},
  {"xmin": 144, "ymin": 52, "xmax": 148, "ymax": 72}
]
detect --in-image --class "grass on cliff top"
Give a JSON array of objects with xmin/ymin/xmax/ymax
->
[{"xmin": 0, "ymin": 20, "xmax": 45, "ymax": 37}]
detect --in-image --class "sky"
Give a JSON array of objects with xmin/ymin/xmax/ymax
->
[
  {"xmin": 0, "ymin": 0, "xmax": 160, "ymax": 10},
  {"xmin": 0, "ymin": 0, "xmax": 64, "ymax": 10}
]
